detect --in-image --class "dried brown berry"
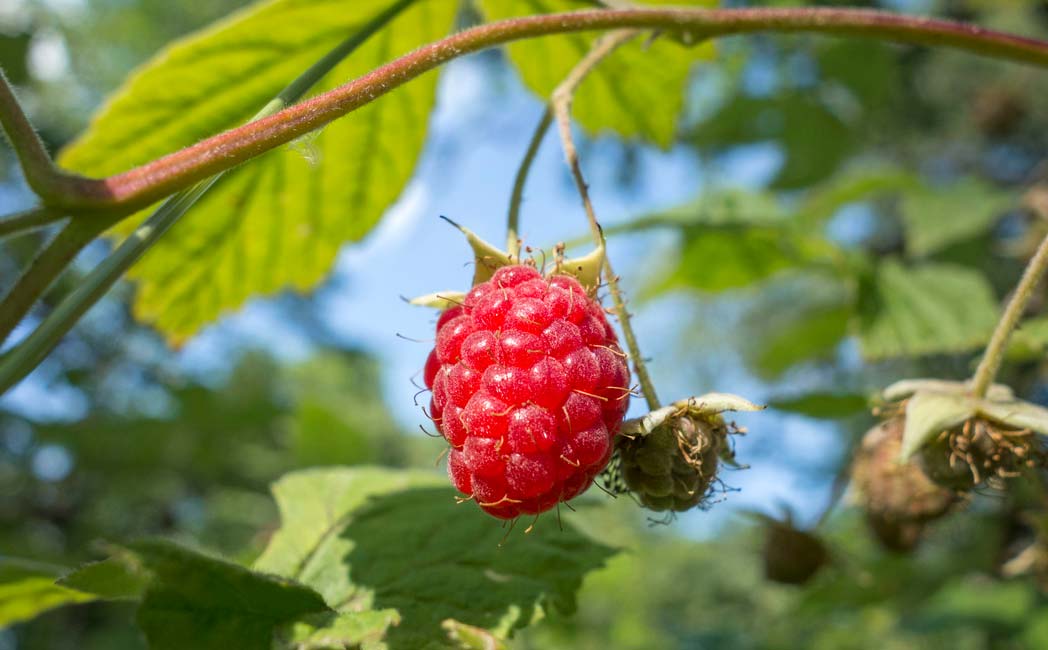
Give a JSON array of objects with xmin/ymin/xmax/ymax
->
[
  {"xmin": 761, "ymin": 519, "xmax": 828, "ymax": 585},
  {"xmin": 852, "ymin": 418, "xmax": 956, "ymax": 552}
]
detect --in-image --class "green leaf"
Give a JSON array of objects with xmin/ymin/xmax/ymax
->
[
  {"xmin": 797, "ymin": 165, "xmax": 920, "ymax": 229},
  {"xmin": 256, "ymin": 467, "xmax": 616, "ymax": 649},
  {"xmin": 768, "ymin": 392, "xmax": 868, "ymax": 419},
  {"xmin": 635, "ymin": 191, "xmax": 843, "ymax": 297},
  {"xmin": 922, "ymin": 578, "xmax": 1035, "ymax": 629},
  {"xmin": 58, "ymin": 554, "xmax": 149, "ymax": 601},
  {"xmin": 130, "ymin": 539, "xmax": 329, "ymax": 650},
  {"xmin": 621, "ymin": 189, "xmax": 784, "ymax": 232},
  {"xmin": 691, "ymin": 93, "xmax": 855, "ymax": 189},
  {"xmin": 900, "ymin": 178, "xmax": 1014, "ymax": 257},
  {"xmin": 442, "ymin": 618, "xmax": 509, "ymax": 650},
  {"xmin": 479, "ymin": 0, "xmax": 716, "ymax": 148},
  {"xmin": 282, "ymin": 609, "xmax": 401, "ymax": 650},
  {"xmin": 857, "ymin": 261, "xmax": 999, "ymax": 360},
  {"xmin": 0, "ymin": 558, "xmax": 95, "ymax": 628},
  {"xmin": 741, "ymin": 274, "xmax": 855, "ymax": 378},
  {"xmin": 1008, "ymin": 315, "xmax": 1048, "ymax": 360},
  {"xmin": 647, "ymin": 228, "xmax": 836, "ymax": 296},
  {"xmin": 59, "ymin": 0, "xmax": 458, "ymax": 342},
  {"xmin": 817, "ymin": 39, "xmax": 899, "ymax": 109}
]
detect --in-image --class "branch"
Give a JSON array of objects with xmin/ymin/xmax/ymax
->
[
  {"xmin": 0, "ymin": 207, "xmax": 65, "ymax": 240},
  {"xmin": 0, "ymin": 72, "xmax": 100, "ymax": 203},
  {"xmin": 0, "ymin": 218, "xmax": 113, "ymax": 347},
  {"xmin": 15, "ymin": 7, "xmax": 1048, "ymax": 216},
  {"xmin": 506, "ymin": 108, "xmax": 552, "ymax": 257},
  {"xmin": 970, "ymin": 217, "xmax": 1048, "ymax": 398},
  {"xmin": 548, "ymin": 29, "xmax": 662, "ymax": 411}
]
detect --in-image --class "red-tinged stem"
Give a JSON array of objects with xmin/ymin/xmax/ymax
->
[{"xmin": 4, "ymin": 7, "xmax": 1047, "ymax": 216}]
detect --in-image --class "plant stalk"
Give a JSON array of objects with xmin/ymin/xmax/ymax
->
[
  {"xmin": 506, "ymin": 108, "xmax": 553, "ymax": 258},
  {"xmin": 548, "ymin": 29, "xmax": 661, "ymax": 410},
  {"xmin": 0, "ymin": 207, "xmax": 65, "ymax": 240},
  {"xmin": 971, "ymin": 231, "xmax": 1048, "ymax": 398},
  {"xmin": 4, "ymin": 7, "xmax": 1047, "ymax": 217}
]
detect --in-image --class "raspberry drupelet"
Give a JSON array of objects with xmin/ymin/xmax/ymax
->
[{"xmin": 424, "ymin": 264, "xmax": 631, "ymax": 519}]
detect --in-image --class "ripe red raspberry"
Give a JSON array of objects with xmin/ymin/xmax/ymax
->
[{"xmin": 424, "ymin": 264, "xmax": 630, "ymax": 519}]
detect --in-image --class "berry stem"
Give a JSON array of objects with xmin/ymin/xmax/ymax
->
[
  {"xmin": 506, "ymin": 107, "xmax": 553, "ymax": 259},
  {"xmin": 970, "ymin": 228, "xmax": 1048, "ymax": 399},
  {"xmin": 550, "ymin": 29, "xmax": 661, "ymax": 411}
]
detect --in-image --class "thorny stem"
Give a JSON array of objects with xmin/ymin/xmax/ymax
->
[
  {"xmin": 0, "ymin": 72, "xmax": 97, "ymax": 204},
  {"xmin": 0, "ymin": 207, "xmax": 65, "ymax": 240},
  {"xmin": 0, "ymin": 0, "xmax": 414, "ymax": 392},
  {"xmin": 550, "ymin": 29, "xmax": 661, "ymax": 411},
  {"xmin": 2, "ymin": 8, "xmax": 1048, "ymax": 217},
  {"xmin": 970, "ymin": 230, "xmax": 1048, "ymax": 399},
  {"xmin": 506, "ymin": 108, "xmax": 553, "ymax": 258}
]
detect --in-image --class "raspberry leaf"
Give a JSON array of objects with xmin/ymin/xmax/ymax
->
[
  {"xmin": 59, "ymin": 0, "xmax": 458, "ymax": 343},
  {"xmin": 479, "ymin": 0, "xmax": 717, "ymax": 148},
  {"xmin": 255, "ymin": 467, "xmax": 616, "ymax": 648},
  {"xmin": 0, "ymin": 558, "xmax": 95, "ymax": 628},
  {"xmin": 858, "ymin": 261, "xmax": 999, "ymax": 360},
  {"xmin": 442, "ymin": 618, "xmax": 509, "ymax": 650},
  {"xmin": 900, "ymin": 178, "xmax": 1014, "ymax": 257}
]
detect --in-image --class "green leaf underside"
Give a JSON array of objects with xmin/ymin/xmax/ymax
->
[
  {"xmin": 900, "ymin": 178, "xmax": 1014, "ymax": 257},
  {"xmin": 0, "ymin": 559, "xmax": 95, "ymax": 628},
  {"xmin": 255, "ymin": 467, "xmax": 616, "ymax": 649},
  {"xmin": 858, "ymin": 261, "xmax": 999, "ymax": 360},
  {"xmin": 59, "ymin": 0, "xmax": 457, "ymax": 343},
  {"xmin": 480, "ymin": 0, "xmax": 717, "ymax": 148},
  {"xmin": 130, "ymin": 539, "xmax": 328, "ymax": 650}
]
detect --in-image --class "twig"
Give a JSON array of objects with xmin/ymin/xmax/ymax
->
[
  {"xmin": 0, "ymin": 72, "xmax": 98, "ymax": 203},
  {"xmin": 0, "ymin": 207, "xmax": 65, "ymax": 240},
  {"xmin": 549, "ymin": 29, "xmax": 661, "ymax": 410},
  {"xmin": 3, "ymin": 8, "xmax": 1047, "ymax": 217},
  {"xmin": 506, "ymin": 108, "xmax": 552, "ymax": 258},
  {"xmin": 0, "ymin": 218, "xmax": 114, "ymax": 347},
  {"xmin": 971, "ymin": 230, "xmax": 1048, "ymax": 398}
]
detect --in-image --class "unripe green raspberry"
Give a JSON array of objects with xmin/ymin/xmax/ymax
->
[{"xmin": 619, "ymin": 414, "xmax": 724, "ymax": 512}]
